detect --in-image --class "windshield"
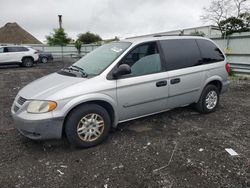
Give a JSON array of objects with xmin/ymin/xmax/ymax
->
[{"xmin": 73, "ymin": 42, "xmax": 131, "ymax": 75}]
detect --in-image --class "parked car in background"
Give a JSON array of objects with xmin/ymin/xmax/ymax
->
[
  {"xmin": 11, "ymin": 36, "xmax": 230, "ymax": 148},
  {"xmin": 37, "ymin": 50, "xmax": 53, "ymax": 63},
  {"xmin": 0, "ymin": 45, "xmax": 38, "ymax": 67}
]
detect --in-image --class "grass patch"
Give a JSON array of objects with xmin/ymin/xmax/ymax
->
[{"xmin": 229, "ymin": 68, "xmax": 236, "ymax": 77}]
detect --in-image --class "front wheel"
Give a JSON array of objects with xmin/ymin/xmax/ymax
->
[
  {"xmin": 195, "ymin": 85, "xmax": 220, "ymax": 113},
  {"xmin": 65, "ymin": 104, "xmax": 111, "ymax": 148}
]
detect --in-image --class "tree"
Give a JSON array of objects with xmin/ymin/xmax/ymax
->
[
  {"xmin": 219, "ymin": 12, "xmax": 250, "ymax": 36},
  {"xmin": 78, "ymin": 32, "xmax": 102, "ymax": 44},
  {"xmin": 46, "ymin": 28, "xmax": 71, "ymax": 46},
  {"xmin": 189, "ymin": 31, "xmax": 206, "ymax": 37},
  {"xmin": 75, "ymin": 40, "xmax": 82, "ymax": 56},
  {"xmin": 179, "ymin": 30, "xmax": 185, "ymax": 36},
  {"xmin": 201, "ymin": 0, "xmax": 250, "ymax": 35},
  {"xmin": 103, "ymin": 36, "xmax": 120, "ymax": 43},
  {"xmin": 234, "ymin": 0, "xmax": 250, "ymax": 17}
]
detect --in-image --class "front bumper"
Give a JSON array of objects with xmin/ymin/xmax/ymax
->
[
  {"xmin": 12, "ymin": 114, "xmax": 64, "ymax": 140},
  {"xmin": 11, "ymin": 97, "xmax": 64, "ymax": 140}
]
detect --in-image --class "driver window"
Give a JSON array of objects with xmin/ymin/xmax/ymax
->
[{"xmin": 121, "ymin": 42, "xmax": 162, "ymax": 76}]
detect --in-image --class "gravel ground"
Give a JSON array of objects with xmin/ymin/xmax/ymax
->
[{"xmin": 0, "ymin": 61, "xmax": 249, "ymax": 188}]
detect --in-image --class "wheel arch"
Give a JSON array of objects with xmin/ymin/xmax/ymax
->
[
  {"xmin": 61, "ymin": 98, "xmax": 118, "ymax": 138},
  {"xmin": 22, "ymin": 56, "xmax": 34, "ymax": 62},
  {"xmin": 204, "ymin": 76, "xmax": 223, "ymax": 93},
  {"xmin": 206, "ymin": 80, "xmax": 222, "ymax": 93},
  {"xmin": 195, "ymin": 76, "xmax": 223, "ymax": 103}
]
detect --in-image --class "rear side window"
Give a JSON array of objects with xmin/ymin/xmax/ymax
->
[
  {"xmin": 160, "ymin": 39, "xmax": 202, "ymax": 71},
  {"xmin": 6, "ymin": 47, "xmax": 17, "ymax": 52},
  {"xmin": 20, "ymin": 47, "xmax": 29, "ymax": 51},
  {"xmin": 196, "ymin": 39, "xmax": 224, "ymax": 63},
  {"xmin": 0, "ymin": 48, "xmax": 3, "ymax": 53},
  {"xmin": 6, "ymin": 47, "xmax": 29, "ymax": 52}
]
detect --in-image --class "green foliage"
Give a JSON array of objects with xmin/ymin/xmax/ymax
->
[
  {"xmin": 219, "ymin": 12, "xmax": 250, "ymax": 36},
  {"xmin": 229, "ymin": 68, "xmax": 236, "ymax": 77},
  {"xmin": 46, "ymin": 28, "xmax": 71, "ymax": 46},
  {"xmin": 179, "ymin": 30, "xmax": 184, "ymax": 36},
  {"xmin": 75, "ymin": 40, "xmax": 82, "ymax": 54},
  {"xmin": 78, "ymin": 32, "xmax": 102, "ymax": 44},
  {"xmin": 189, "ymin": 31, "xmax": 206, "ymax": 37},
  {"xmin": 201, "ymin": 0, "xmax": 250, "ymax": 36},
  {"xmin": 104, "ymin": 36, "xmax": 120, "ymax": 43}
]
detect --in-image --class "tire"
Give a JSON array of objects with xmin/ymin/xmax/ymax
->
[
  {"xmin": 65, "ymin": 104, "xmax": 111, "ymax": 148},
  {"xmin": 41, "ymin": 57, "xmax": 48, "ymax": 63},
  {"xmin": 195, "ymin": 85, "xmax": 220, "ymax": 113},
  {"xmin": 22, "ymin": 57, "xmax": 34, "ymax": 67}
]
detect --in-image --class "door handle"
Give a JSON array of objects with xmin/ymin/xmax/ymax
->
[
  {"xmin": 156, "ymin": 80, "xmax": 167, "ymax": 87},
  {"xmin": 170, "ymin": 78, "xmax": 181, "ymax": 84}
]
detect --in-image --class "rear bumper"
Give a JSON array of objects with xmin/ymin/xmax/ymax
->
[
  {"xmin": 12, "ymin": 113, "xmax": 64, "ymax": 140},
  {"xmin": 221, "ymin": 80, "xmax": 230, "ymax": 94}
]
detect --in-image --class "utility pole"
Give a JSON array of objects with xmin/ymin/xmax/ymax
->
[
  {"xmin": 58, "ymin": 15, "xmax": 63, "ymax": 62},
  {"xmin": 58, "ymin": 15, "xmax": 62, "ymax": 29}
]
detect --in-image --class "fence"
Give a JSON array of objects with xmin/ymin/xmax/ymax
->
[
  {"xmin": 211, "ymin": 32, "xmax": 250, "ymax": 75},
  {"xmin": 28, "ymin": 43, "xmax": 101, "ymax": 60},
  {"xmin": 0, "ymin": 43, "xmax": 101, "ymax": 61}
]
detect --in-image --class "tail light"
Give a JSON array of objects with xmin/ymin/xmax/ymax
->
[{"xmin": 225, "ymin": 62, "xmax": 230, "ymax": 74}]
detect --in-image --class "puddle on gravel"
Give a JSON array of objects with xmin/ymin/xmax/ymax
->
[{"xmin": 126, "ymin": 125, "xmax": 153, "ymax": 133}]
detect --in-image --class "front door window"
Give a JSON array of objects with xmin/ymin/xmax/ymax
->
[{"xmin": 121, "ymin": 42, "xmax": 162, "ymax": 76}]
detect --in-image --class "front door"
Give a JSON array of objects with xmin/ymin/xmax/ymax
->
[{"xmin": 115, "ymin": 42, "xmax": 169, "ymax": 121}]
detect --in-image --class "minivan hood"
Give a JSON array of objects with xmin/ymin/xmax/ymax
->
[{"xmin": 19, "ymin": 73, "xmax": 85, "ymax": 100}]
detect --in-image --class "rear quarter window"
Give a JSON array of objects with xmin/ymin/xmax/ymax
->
[
  {"xmin": 196, "ymin": 39, "xmax": 225, "ymax": 63},
  {"xmin": 160, "ymin": 39, "xmax": 202, "ymax": 71},
  {"xmin": 20, "ymin": 47, "xmax": 29, "ymax": 51}
]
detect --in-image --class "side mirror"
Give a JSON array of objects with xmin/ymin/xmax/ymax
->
[{"xmin": 112, "ymin": 64, "xmax": 131, "ymax": 78}]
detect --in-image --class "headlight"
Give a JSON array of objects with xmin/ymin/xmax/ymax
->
[{"xmin": 27, "ymin": 100, "xmax": 57, "ymax": 113}]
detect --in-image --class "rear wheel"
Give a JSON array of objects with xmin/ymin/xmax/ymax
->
[
  {"xmin": 22, "ymin": 57, "xmax": 33, "ymax": 67},
  {"xmin": 195, "ymin": 85, "xmax": 220, "ymax": 113},
  {"xmin": 65, "ymin": 104, "xmax": 111, "ymax": 148}
]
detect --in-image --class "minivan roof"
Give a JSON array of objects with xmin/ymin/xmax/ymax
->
[{"xmin": 121, "ymin": 35, "xmax": 208, "ymax": 44}]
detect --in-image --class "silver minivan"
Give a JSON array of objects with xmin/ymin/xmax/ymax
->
[{"xmin": 11, "ymin": 36, "xmax": 230, "ymax": 148}]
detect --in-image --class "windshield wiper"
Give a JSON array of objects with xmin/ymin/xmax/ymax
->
[
  {"xmin": 62, "ymin": 66, "xmax": 88, "ymax": 77},
  {"xmin": 71, "ymin": 65, "xmax": 84, "ymax": 71},
  {"xmin": 70, "ymin": 65, "xmax": 88, "ymax": 77}
]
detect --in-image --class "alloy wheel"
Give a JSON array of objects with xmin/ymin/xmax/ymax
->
[
  {"xmin": 77, "ymin": 113, "xmax": 105, "ymax": 142},
  {"xmin": 205, "ymin": 90, "xmax": 218, "ymax": 110}
]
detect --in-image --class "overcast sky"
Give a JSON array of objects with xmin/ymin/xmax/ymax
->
[{"xmin": 0, "ymin": 0, "xmax": 212, "ymax": 42}]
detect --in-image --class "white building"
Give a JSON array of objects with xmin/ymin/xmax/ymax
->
[{"xmin": 127, "ymin": 25, "xmax": 222, "ymax": 39}]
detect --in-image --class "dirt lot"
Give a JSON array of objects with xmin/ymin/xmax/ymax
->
[{"xmin": 0, "ymin": 61, "xmax": 249, "ymax": 188}]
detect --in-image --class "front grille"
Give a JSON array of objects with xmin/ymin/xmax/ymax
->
[
  {"xmin": 17, "ymin": 96, "xmax": 27, "ymax": 105},
  {"xmin": 14, "ymin": 105, "xmax": 20, "ymax": 112}
]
